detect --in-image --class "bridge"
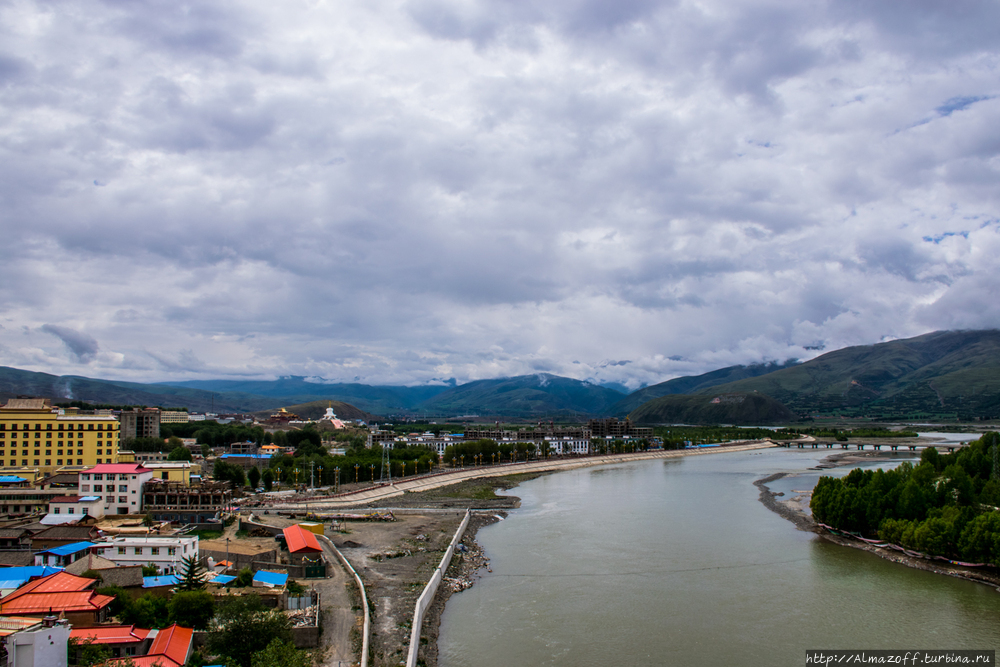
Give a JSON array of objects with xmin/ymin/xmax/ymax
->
[{"xmin": 776, "ymin": 439, "xmax": 969, "ymax": 453}]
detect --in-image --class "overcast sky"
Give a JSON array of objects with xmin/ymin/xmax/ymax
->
[{"xmin": 1, "ymin": 0, "xmax": 998, "ymax": 389}]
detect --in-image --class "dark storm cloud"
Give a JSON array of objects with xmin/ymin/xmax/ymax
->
[{"xmin": 40, "ymin": 325, "xmax": 100, "ymax": 363}]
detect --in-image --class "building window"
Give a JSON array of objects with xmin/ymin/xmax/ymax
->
[
  {"xmin": 94, "ymin": 485, "xmax": 102, "ymax": 492},
  {"xmin": 151, "ymin": 547, "xmax": 159, "ymax": 555},
  {"xmin": 118, "ymin": 547, "xmax": 126, "ymax": 555},
  {"xmin": 93, "ymin": 474, "xmax": 102, "ymax": 481},
  {"xmin": 68, "ymin": 507, "xmax": 74, "ymax": 514},
  {"xmin": 57, "ymin": 459, "xmax": 63, "ymax": 465},
  {"xmin": 53, "ymin": 507, "xmax": 60, "ymax": 514},
  {"xmin": 119, "ymin": 496, "xmax": 127, "ymax": 503},
  {"xmin": 134, "ymin": 547, "xmax": 142, "ymax": 555},
  {"xmin": 33, "ymin": 460, "xmax": 39, "ymax": 465},
  {"xmin": 77, "ymin": 459, "xmax": 83, "ymax": 465},
  {"xmin": 168, "ymin": 547, "xmax": 176, "ymax": 556},
  {"xmin": 119, "ymin": 485, "xmax": 127, "ymax": 492}
]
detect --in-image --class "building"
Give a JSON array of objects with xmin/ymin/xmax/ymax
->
[
  {"xmin": 1, "ymin": 616, "xmax": 71, "ymax": 667},
  {"xmin": 366, "ymin": 429, "xmax": 397, "ymax": 449},
  {"xmin": 141, "ymin": 479, "xmax": 232, "ymax": 523},
  {"xmin": 29, "ymin": 524, "xmax": 102, "ymax": 551},
  {"xmin": 463, "ymin": 426, "xmax": 594, "ymax": 455},
  {"xmin": 69, "ymin": 625, "xmax": 153, "ymax": 661},
  {"xmin": 0, "ymin": 572, "xmax": 113, "ymax": 625},
  {"xmin": 587, "ymin": 418, "xmax": 654, "ymax": 441},
  {"xmin": 118, "ymin": 409, "xmax": 160, "ymax": 441},
  {"xmin": 94, "ymin": 535, "xmax": 198, "ymax": 575},
  {"xmin": 159, "ymin": 412, "xmax": 189, "ymax": 425},
  {"xmin": 0, "ymin": 399, "xmax": 120, "ymax": 475},
  {"xmin": 142, "ymin": 462, "xmax": 200, "ymax": 486},
  {"xmin": 79, "ymin": 463, "xmax": 154, "ymax": 516},
  {"xmin": 107, "ymin": 623, "xmax": 193, "ymax": 667},
  {"xmin": 47, "ymin": 495, "xmax": 104, "ymax": 520},
  {"xmin": 33, "ymin": 541, "xmax": 101, "ymax": 567}
]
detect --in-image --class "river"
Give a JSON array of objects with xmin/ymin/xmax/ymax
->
[{"xmin": 438, "ymin": 448, "xmax": 1000, "ymax": 666}]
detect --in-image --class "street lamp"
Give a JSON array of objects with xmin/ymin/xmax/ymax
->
[
  {"xmin": 354, "ymin": 464, "xmax": 359, "ymax": 484},
  {"xmin": 318, "ymin": 466, "xmax": 323, "ymax": 488},
  {"xmin": 369, "ymin": 464, "xmax": 375, "ymax": 482}
]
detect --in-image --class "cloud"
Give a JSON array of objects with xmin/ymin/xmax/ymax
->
[
  {"xmin": 40, "ymin": 325, "xmax": 100, "ymax": 363},
  {"xmin": 0, "ymin": 0, "xmax": 997, "ymax": 389}
]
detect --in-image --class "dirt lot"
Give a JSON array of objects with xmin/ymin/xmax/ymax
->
[{"xmin": 245, "ymin": 475, "xmax": 533, "ymax": 667}]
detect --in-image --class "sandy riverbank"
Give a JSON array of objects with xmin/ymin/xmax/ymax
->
[{"xmin": 754, "ymin": 452, "xmax": 1000, "ymax": 590}]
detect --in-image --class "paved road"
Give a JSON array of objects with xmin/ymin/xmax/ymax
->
[{"xmin": 266, "ymin": 442, "xmax": 778, "ymax": 511}]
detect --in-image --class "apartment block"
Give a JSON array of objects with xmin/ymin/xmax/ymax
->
[{"xmin": 0, "ymin": 399, "xmax": 120, "ymax": 475}]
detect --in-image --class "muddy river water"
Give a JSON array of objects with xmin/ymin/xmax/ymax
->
[{"xmin": 438, "ymin": 448, "xmax": 1000, "ymax": 667}]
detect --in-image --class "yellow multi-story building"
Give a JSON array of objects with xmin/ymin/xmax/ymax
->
[{"xmin": 0, "ymin": 398, "xmax": 119, "ymax": 474}]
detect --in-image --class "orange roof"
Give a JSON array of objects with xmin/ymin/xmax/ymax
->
[
  {"xmin": 148, "ymin": 624, "xmax": 193, "ymax": 666},
  {"xmin": 3, "ymin": 572, "xmax": 95, "ymax": 601},
  {"xmin": 283, "ymin": 524, "xmax": 322, "ymax": 553},
  {"xmin": 0, "ymin": 591, "xmax": 113, "ymax": 614},
  {"xmin": 118, "ymin": 657, "xmax": 180, "ymax": 667},
  {"xmin": 70, "ymin": 625, "xmax": 150, "ymax": 644}
]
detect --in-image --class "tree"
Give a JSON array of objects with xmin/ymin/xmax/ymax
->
[
  {"xmin": 207, "ymin": 594, "xmax": 293, "ymax": 667},
  {"xmin": 235, "ymin": 567, "xmax": 254, "ymax": 588},
  {"xmin": 169, "ymin": 446, "xmax": 193, "ymax": 461},
  {"xmin": 213, "ymin": 460, "xmax": 246, "ymax": 487},
  {"xmin": 70, "ymin": 637, "xmax": 112, "ymax": 667},
  {"xmin": 250, "ymin": 638, "xmax": 310, "ymax": 667},
  {"xmin": 120, "ymin": 592, "xmax": 169, "ymax": 628},
  {"xmin": 261, "ymin": 468, "xmax": 274, "ymax": 492},
  {"xmin": 177, "ymin": 554, "xmax": 207, "ymax": 591},
  {"xmin": 96, "ymin": 584, "xmax": 131, "ymax": 618},
  {"xmin": 248, "ymin": 467, "xmax": 261, "ymax": 489},
  {"xmin": 142, "ymin": 564, "xmax": 159, "ymax": 577},
  {"xmin": 167, "ymin": 590, "xmax": 215, "ymax": 629}
]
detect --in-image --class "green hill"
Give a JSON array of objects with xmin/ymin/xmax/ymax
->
[
  {"xmin": 251, "ymin": 400, "xmax": 377, "ymax": 422},
  {"xmin": 610, "ymin": 360, "xmax": 799, "ymax": 415},
  {"xmin": 629, "ymin": 392, "xmax": 795, "ymax": 425},
  {"xmin": 698, "ymin": 330, "xmax": 1000, "ymax": 419},
  {"xmin": 416, "ymin": 373, "xmax": 626, "ymax": 418}
]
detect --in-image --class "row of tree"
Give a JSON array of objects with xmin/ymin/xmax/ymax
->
[{"xmin": 810, "ymin": 432, "xmax": 1000, "ymax": 564}]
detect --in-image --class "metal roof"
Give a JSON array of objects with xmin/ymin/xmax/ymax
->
[
  {"xmin": 0, "ymin": 476, "xmax": 27, "ymax": 484},
  {"xmin": 70, "ymin": 625, "xmax": 151, "ymax": 644},
  {"xmin": 142, "ymin": 575, "xmax": 179, "ymax": 588},
  {"xmin": 35, "ymin": 541, "xmax": 97, "ymax": 557},
  {"xmin": 283, "ymin": 524, "xmax": 322, "ymax": 553},
  {"xmin": 252, "ymin": 570, "xmax": 288, "ymax": 587},
  {"xmin": 210, "ymin": 574, "xmax": 235, "ymax": 585}
]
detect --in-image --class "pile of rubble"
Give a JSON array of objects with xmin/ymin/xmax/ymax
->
[
  {"xmin": 442, "ymin": 539, "xmax": 491, "ymax": 592},
  {"xmin": 287, "ymin": 603, "xmax": 319, "ymax": 627}
]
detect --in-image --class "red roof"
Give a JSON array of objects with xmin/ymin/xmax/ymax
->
[
  {"xmin": 0, "ymin": 591, "xmax": 113, "ymax": 614},
  {"xmin": 70, "ymin": 625, "xmax": 150, "ymax": 644},
  {"xmin": 8, "ymin": 571, "xmax": 95, "ymax": 595},
  {"xmin": 283, "ymin": 524, "xmax": 322, "ymax": 553},
  {"xmin": 110, "ymin": 624, "xmax": 193, "ymax": 667},
  {"xmin": 0, "ymin": 572, "xmax": 110, "ymax": 616},
  {"xmin": 84, "ymin": 464, "xmax": 151, "ymax": 474}
]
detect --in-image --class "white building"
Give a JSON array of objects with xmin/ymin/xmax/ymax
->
[
  {"xmin": 2, "ymin": 616, "xmax": 70, "ymax": 667},
  {"xmin": 95, "ymin": 535, "xmax": 199, "ymax": 575},
  {"xmin": 79, "ymin": 463, "xmax": 154, "ymax": 516},
  {"xmin": 48, "ymin": 495, "xmax": 105, "ymax": 520}
]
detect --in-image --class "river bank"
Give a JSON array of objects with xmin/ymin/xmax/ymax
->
[{"xmin": 754, "ymin": 453, "xmax": 1000, "ymax": 591}]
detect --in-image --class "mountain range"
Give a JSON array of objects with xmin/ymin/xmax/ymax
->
[{"xmin": 1, "ymin": 329, "xmax": 998, "ymax": 422}]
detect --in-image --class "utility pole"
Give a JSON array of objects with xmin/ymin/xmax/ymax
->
[{"xmin": 310, "ymin": 460, "xmax": 315, "ymax": 489}]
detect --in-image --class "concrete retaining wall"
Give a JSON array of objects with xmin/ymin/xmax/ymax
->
[{"xmin": 405, "ymin": 509, "xmax": 471, "ymax": 667}]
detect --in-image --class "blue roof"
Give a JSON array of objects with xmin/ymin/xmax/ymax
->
[
  {"xmin": 0, "ymin": 565, "xmax": 62, "ymax": 589},
  {"xmin": 78, "ymin": 496, "xmax": 100, "ymax": 502},
  {"xmin": 35, "ymin": 541, "xmax": 96, "ymax": 557},
  {"xmin": 212, "ymin": 574, "xmax": 236, "ymax": 585},
  {"xmin": 143, "ymin": 575, "xmax": 180, "ymax": 588},
  {"xmin": 0, "ymin": 476, "xmax": 27, "ymax": 484},
  {"xmin": 252, "ymin": 570, "xmax": 288, "ymax": 586},
  {"xmin": 220, "ymin": 453, "xmax": 272, "ymax": 459}
]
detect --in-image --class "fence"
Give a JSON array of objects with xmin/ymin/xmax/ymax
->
[{"xmin": 405, "ymin": 509, "xmax": 471, "ymax": 667}]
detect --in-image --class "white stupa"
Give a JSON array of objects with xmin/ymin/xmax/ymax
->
[{"xmin": 322, "ymin": 403, "xmax": 346, "ymax": 429}]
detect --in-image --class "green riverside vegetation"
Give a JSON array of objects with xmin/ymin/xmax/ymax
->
[{"xmin": 810, "ymin": 432, "xmax": 1000, "ymax": 565}]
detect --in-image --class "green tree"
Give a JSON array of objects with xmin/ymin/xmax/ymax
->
[
  {"xmin": 235, "ymin": 567, "xmax": 254, "ymax": 588},
  {"xmin": 167, "ymin": 590, "xmax": 215, "ymax": 629},
  {"xmin": 261, "ymin": 468, "xmax": 274, "ymax": 492},
  {"xmin": 176, "ymin": 554, "xmax": 207, "ymax": 591},
  {"xmin": 250, "ymin": 638, "xmax": 310, "ymax": 667},
  {"xmin": 142, "ymin": 564, "xmax": 159, "ymax": 576},
  {"xmin": 248, "ymin": 467, "xmax": 261, "ymax": 489},
  {"xmin": 95, "ymin": 584, "xmax": 131, "ymax": 618},
  {"xmin": 169, "ymin": 446, "xmax": 193, "ymax": 461},
  {"xmin": 207, "ymin": 594, "xmax": 293, "ymax": 667},
  {"xmin": 69, "ymin": 637, "xmax": 112, "ymax": 667},
  {"xmin": 120, "ymin": 593, "xmax": 169, "ymax": 628}
]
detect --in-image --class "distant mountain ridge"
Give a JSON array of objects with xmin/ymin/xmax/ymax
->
[
  {"xmin": 629, "ymin": 392, "xmax": 795, "ymax": 425},
  {"xmin": 610, "ymin": 360, "xmax": 799, "ymax": 415},
  {"xmin": 3, "ymin": 329, "xmax": 1000, "ymax": 420},
  {"xmin": 688, "ymin": 330, "xmax": 1000, "ymax": 420}
]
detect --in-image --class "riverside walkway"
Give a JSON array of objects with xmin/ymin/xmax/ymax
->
[{"xmin": 263, "ymin": 441, "xmax": 779, "ymax": 511}]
